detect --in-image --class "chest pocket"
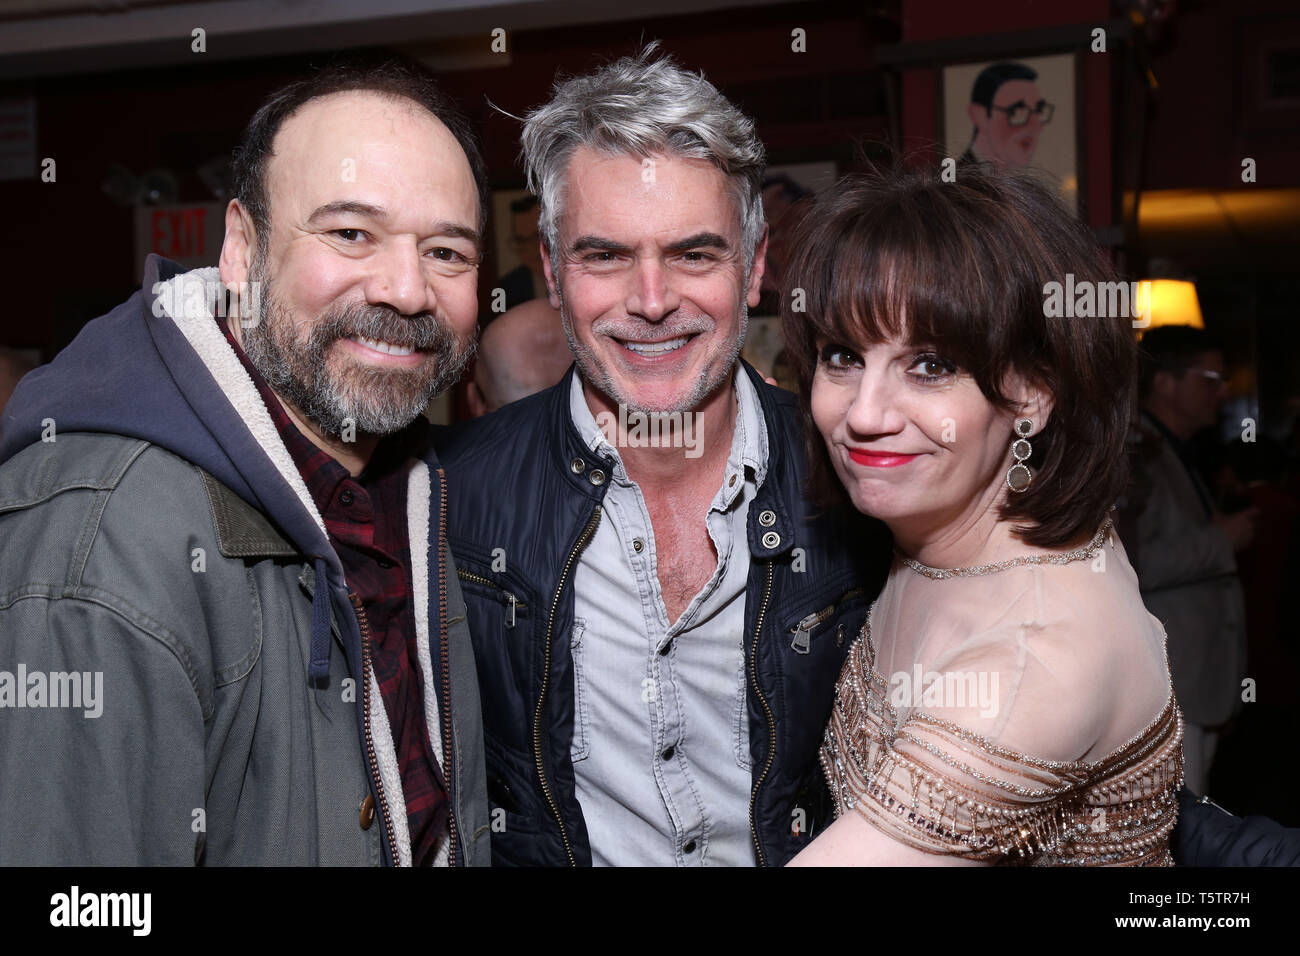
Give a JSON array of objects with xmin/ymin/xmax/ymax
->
[
  {"xmin": 456, "ymin": 567, "xmax": 530, "ymax": 632},
  {"xmin": 784, "ymin": 587, "xmax": 868, "ymax": 656}
]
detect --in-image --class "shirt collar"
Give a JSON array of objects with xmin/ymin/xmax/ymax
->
[{"xmin": 566, "ymin": 366, "xmax": 769, "ymax": 499}]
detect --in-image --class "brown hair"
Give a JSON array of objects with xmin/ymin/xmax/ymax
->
[{"xmin": 781, "ymin": 160, "xmax": 1136, "ymax": 549}]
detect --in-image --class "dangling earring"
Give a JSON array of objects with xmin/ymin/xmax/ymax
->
[{"xmin": 1006, "ymin": 419, "xmax": 1033, "ymax": 493}]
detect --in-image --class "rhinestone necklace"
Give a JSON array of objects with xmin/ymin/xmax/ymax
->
[{"xmin": 897, "ymin": 516, "xmax": 1114, "ymax": 580}]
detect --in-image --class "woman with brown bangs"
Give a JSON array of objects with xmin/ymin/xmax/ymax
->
[{"xmin": 784, "ymin": 162, "xmax": 1184, "ymax": 866}]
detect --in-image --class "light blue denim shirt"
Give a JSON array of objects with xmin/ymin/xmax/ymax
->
[{"xmin": 567, "ymin": 368, "xmax": 768, "ymax": 866}]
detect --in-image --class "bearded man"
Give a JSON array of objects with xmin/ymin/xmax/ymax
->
[{"xmin": 0, "ymin": 61, "xmax": 490, "ymax": 866}]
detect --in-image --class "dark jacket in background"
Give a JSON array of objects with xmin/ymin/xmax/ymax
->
[{"xmin": 1126, "ymin": 411, "xmax": 1247, "ymax": 727}]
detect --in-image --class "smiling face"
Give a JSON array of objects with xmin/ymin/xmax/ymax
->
[
  {"xmin": 229, "ymin": 90, "xmax": 481, "ymax": 438},
  {"xmin": 969, "ymin": 79, "xmax": 1046, "ymax": 168},
  {"xmin": 542, "ymin": 147, "xmax": 764, "ymax": 417},
  {"xmin": 811, "ymin": 332, "xmax": 1043, "ymax": 536}
]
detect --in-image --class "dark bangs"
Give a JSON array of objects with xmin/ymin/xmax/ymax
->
[
  {"xmin": 781, "ymin": 161, "xmax": 1137, "ymax": 549},
  {"xmin": 783, "ymin": 172, "xmax": 1054, "ymax": 416}
]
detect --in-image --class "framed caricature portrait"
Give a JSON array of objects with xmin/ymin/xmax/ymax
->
[{"xmin": 942, "ymin": 52, "xmax": 1081, "ymax": 215}]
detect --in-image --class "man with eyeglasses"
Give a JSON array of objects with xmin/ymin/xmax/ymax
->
[
  {"xmin": 1123, "ymin": 325, "xmax": 1257, "ymax": 796},
  {"xmin": 962, "ymin": 61, "xmax": 1053, "ymax": 169}
]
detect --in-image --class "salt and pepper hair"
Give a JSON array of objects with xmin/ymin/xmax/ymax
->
[{"xmin": 519, "ymin": 42, "xmax": 767, "ymax": 271}]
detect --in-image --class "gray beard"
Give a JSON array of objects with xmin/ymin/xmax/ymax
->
[
  {"xmin": 240, "ymin": 262, "xmax": 475, "ymax": 439},
  {"xmin": 555, "ymin": 286, "xmax": 747, "ymax": 416}
]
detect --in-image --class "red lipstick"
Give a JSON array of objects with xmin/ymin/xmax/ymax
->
[{"xmin": 848, "ymin": 449, "xmax": 918, "ymax": 468}]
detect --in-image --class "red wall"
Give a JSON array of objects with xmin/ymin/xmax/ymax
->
[
  {"xmin": 896, "ymin": 0, "xmax": 1300, "ymax": 229},
  {"xmin": 0, "ymin": 2, "xmax": 892, "ymax": 356},
  {"xmin": 1142, "ymin": 0, "xmax": 1300, "ymax": 189},
  {"xmin": 897, "ymin": 0, "xmax": 1113, "ymax": 226}
]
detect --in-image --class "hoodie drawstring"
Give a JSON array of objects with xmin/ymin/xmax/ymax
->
[{"xmin": 309, "ymin": 557, "xmax": 332, "ymax": 681}]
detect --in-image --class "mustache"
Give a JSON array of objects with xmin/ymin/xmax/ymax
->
[
  {"xmin": 309, "ymin": 303, "xmax": 454, "ymax": 351},
  {"xmin": 590, "ymin": 316, "xmax": 714, "ymax": 340}
]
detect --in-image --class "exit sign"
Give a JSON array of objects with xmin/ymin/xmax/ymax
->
[{"xmin": 133, "ymin": 202, "xmax": 225, "ymax": 281}]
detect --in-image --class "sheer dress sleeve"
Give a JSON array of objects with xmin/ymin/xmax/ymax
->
[{"xmin": 820, "ymin": 622, "xmax": 1183, "ymax": 866}]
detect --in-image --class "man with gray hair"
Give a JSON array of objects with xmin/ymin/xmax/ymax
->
[{"xmin": 437, "ymin": 44, "xmax": 888, "ymax": 866}]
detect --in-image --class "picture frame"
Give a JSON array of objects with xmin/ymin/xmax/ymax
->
[{"xmin": 940, "ymin": 51, "xmax": 1084, "ymax": 217}]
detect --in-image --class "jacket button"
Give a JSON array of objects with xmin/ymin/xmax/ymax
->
[
  {"xmin": 758, "ymin": 509, "xmax": 776, "ymax": 527},
  {"xmin": 589, "ymin": 469, "xmax": 606, "ymax": 486},
  {"xmin": 762, "ymin": 531, "xmax": 781, "ymax": 549},
  {"xmin": 360, "ymin": 795, "xmax": 376, "ymax": 830},
  {"xmin": 570, "ymin": 457, "xmax": 586, "ymax": 474}
]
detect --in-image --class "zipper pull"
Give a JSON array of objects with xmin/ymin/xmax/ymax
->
[
  {"xmin": 506, "ymin": 593, "xmax": 517, "ymax": 629},
  {"xmin": 1196, "ymin": 794, "xmax": 1234, "ymax": 817},
  {"xmin": 791, "ymin": 610, "xmax": 821, "ymax": 655}
]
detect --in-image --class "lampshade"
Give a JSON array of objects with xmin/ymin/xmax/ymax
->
[{"xmin": 1136, "ymin": 279, "xmax": 1204, "ymax": 332}]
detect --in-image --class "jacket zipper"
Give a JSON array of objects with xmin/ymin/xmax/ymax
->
[
  {"xmin": 789, "ymin": 587, "xmax": 866, "ymax": 654},
  {"xmin": 348, "ymin": 590, "xmax": 401, "ymax": 866},
  {"xmin": 456, "ymin": 568, "xmax": 526, "ymax": 628},
  {"xmin": 436, "ymin": 469, "xmax": 458, "ymax": 867},
  {"xmin": 535, "ymin": 504, "xmax": 602, "ymax": 867},
  {"xmin": 746, "ymin": 561, "xmax": 776, "ymax": 866}
]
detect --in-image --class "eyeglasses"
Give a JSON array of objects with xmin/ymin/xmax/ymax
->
[
  {"xmin": 1188, "ymin": 368, "xmax": 1227, "ymax": 387},
  {"xmin": 990, "ymin": 99, "xmax": 1054, "ymax": 127}
]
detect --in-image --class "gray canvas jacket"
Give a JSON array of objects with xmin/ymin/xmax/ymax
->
[{"xmin": 0, "ymin": 256, "xmax": 489, "ymax": 865}]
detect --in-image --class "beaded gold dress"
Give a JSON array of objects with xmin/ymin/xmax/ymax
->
[{"xmin": 820, "ymin": 520, "xmax": 1184, "ymax": 865}]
